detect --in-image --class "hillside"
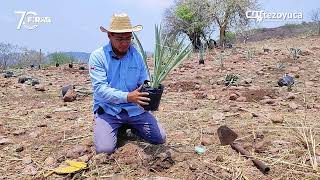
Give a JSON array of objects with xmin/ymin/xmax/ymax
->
[{"xmin": 1, "ymin": 35, "xmax": 320, "ymax": 179}]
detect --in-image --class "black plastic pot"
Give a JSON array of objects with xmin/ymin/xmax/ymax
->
[{"xmin": 140, "ymin": 83, "xmax": 164, "ymax": 111}]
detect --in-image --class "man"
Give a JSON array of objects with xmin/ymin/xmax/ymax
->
[{"xmin": 89, "ymin": 13, "xmax": 166, "ymax": 154}]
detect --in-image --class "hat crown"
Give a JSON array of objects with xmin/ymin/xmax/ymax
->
[
  {"xmin": 109, "ymin": 13, "xmax": 133, "ymax": 31},
  {"xmin": 100, "ymin": 13, "xmax": 142, "ymax": 33}
]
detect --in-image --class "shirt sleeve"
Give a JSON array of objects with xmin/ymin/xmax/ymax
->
[{"xmin": 88, "ymin": 51, "xmax": 128, "ymax": 104}]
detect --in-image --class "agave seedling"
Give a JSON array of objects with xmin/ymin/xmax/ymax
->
[
  {"xmin": 224, "ymin": 74, "xmax": 239, "ymax": 86},
  {"xmin": 133, "ymin": 25, "xmax": 192, "ymax": 110},
  {"xmin": 288, "ymin": 47, "xmax": 302, "ymax": 60}
]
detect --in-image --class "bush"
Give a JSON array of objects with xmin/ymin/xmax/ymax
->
[{"xmin": 48, "ymin": 52, "xmax": 75, "ymax": 65}]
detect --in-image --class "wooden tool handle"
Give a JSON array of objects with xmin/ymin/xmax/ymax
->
[{"xmin": 231, "ymin": 143, "xmax": 270, "ymax": 174}]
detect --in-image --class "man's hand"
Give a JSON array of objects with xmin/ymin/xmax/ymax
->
[{"xmin": 127, "ymin": 85, "xmax": 150, "ymax": 106}]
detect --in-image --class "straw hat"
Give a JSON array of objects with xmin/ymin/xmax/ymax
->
[{"xmin": 100, "ymin": 13, "xmax": 143, "ymax": 33}]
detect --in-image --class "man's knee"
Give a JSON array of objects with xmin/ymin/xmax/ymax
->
[
  {"xmin": 151, "ymin": 128, "xmax": 166, "ymax": 144},
  {"xmin": 95, "ymin": 143, "xmax": 116, "ymax": 154}
]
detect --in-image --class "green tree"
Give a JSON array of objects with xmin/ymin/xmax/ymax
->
[
  {"xmin": 211, "ymin": 0, "xmax": 258, "ymax": 47},
  {"xmin": 48, "ymin": 52, "xmax": 75, "ymax": 65},
  {"xmin": 163, "ymin": 0, "xmax": 215, "ymax": 50}
]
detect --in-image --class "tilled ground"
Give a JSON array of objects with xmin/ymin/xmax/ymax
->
[{"xmin": 1, "ymin": 35, "xmax": 320, "ymax": 179}]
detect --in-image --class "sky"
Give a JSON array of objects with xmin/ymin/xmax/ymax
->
[{"xmin": 0, "ymin": 0, "xmax": 319, "ymax": 54}]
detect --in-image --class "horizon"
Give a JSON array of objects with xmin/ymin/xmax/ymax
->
[{"xmin": 0, "ymin": 0, "xmax": 319, "ymax": 54}]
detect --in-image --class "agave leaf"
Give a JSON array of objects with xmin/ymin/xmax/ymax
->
[{"xmin": 133, "ymin": 32, "xmax": 150, "ymax": 79}]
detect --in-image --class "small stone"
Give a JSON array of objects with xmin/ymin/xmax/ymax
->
[
  {"xmin": 286, "ymin": 92, "xmax": 296, "ymax": 100},
  {"xmin": 12, "ymin": 129, "xmax": 26, "ymax": 136},
  {"xmin": 253, "ymin": 140, "xmax": 269, "ymax": 153},
  {"xmin": 34, "ymin": 85, "xmax": 45, "ymax": 91},
  {"xmin": 37, "ymin": 123, "xmax": 47, "ymax": 127},
  {"xmin": 271, "ymin": 115, "xmax": 284, "ymax": 124},
  {"xmin": 229, "ymin": 93, "xmax": 239, "ymax": 100},
  {"xmin": 236, "ymin": 96, "xmax": 246, "ymax": 102},
  {"xmin": 44, "ymin": 156, "xmax": 57, "ymax": 168},
  {"xmin": 0, "ymin": 138, "xmax": 12, "ymax": 145},
  {"xmin": 23, "ymin": 164, "xmax": 37, "ymax": 175},
  {"xmin": 22, "ymin": 156, "xmax": 33, "ymax": 165},
  {"xmin": 29, "ymin": 131, "xmax": 41, "ymax": 138},
  {"xmin": 215, "ymin": 155, "xmax": 224, "ymax": 162},
  {"xmin": 288, "ymin": 102, "xmax": 299, "ymax": 110},
  {"xmin": 201, "ymin": 137, "xmax": 213, "ymax": 146},
  {"xmin": 212, "ymin": 112, "xmax": 225, "ymax": 121},
  {"xmin": 63, "ymin": 88, "xmax": 77, "ymax": 102},
  {"xmin": 15, "ymin": 145, "xmax": 24, "ymax": 152},
  {"xmin": 31, "ymin": 79, "xmax": 40, "ymax": 86},
  {"xmin": 65, "ymin": 145, "xmax": 91, "ymax": 159},
  {"xmin": 260, "ymin": 99, "xmax": 276, "ymax": 105},
  {"xmin": 78, "ymin": 154, "xmax": 93, "ymax": 163},
  {"xmin": 45, "ymin": 114, "xmax": 52, "ymax": 118}
]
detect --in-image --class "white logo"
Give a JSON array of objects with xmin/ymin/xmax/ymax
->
[
  {"xmin": 15, "ymin": 11, "xmax": 52, "ymax": 30},
  {"xmin": 246, "ymin": 11, "xmax": 303, "ymax": 22}
]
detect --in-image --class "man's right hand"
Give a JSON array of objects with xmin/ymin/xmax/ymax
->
[{"xmin": 127, "ymin": 85, "xmax": 150, "ymax": 106}]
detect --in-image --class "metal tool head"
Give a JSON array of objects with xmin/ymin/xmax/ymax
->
[{"xmin": 217, "ymin": 125, "xmax": 238, "ymax": 145}]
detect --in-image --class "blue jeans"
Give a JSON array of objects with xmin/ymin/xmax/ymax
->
[{"xmin": 94, "ymin": 110, "xmax": 166, "ymax": 154}]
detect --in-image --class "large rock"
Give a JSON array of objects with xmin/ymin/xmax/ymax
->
[
  {"xmin": 63, "ymin": 88, "xmax": 77, "ymax": 102},
  {"xmin": 62, "ymin": 85, "xmax": 74, "ymax": 97}
]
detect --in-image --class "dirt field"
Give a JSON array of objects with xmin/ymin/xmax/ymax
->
[{"xmin": 1, "ymin": 35, "xmax": 320, "ymax": 179}]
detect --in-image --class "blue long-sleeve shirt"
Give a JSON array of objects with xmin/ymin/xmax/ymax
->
[{"xmin": 88, "ymin": 42, "xmax": 149, "ymax": 117}]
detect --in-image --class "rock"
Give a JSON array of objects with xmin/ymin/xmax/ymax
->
[
  {"xmin": 229, "ymin": 93, "xmax": 239, "ymax": 100},
  {"xmin": 23, "ymin": 164, "xmax": 37, "ymax": 175},
  {"xmin": 3, "ymin": 71, "xmax": 14, "ymax": 78},
  {"xmin": 12, "ymin": 129, "xmax": 26, "ymax": 136},
  {"xmin": 78, "ymin": 154, "xmax": 93, "ymax": 162},
  {"xmin": 286, "ymin": 92, "xmax": 296, "ymax": 100},
  {"xmin": 29, "ymin": 131, "xmax": 41, "ymax": 138},
  {"xmin": 201, "ymin": 137, "xmax": 213, "ymax": 146},
  {"xmin": 0, "ymin": 138, "xmax": 12, "ymax": 145},
  {"xmin": 65, "ymin": 145, "xmax": 91, "ymax": 159},
  {"xmin": 44, "ymin": 156, "xmax": 57, "ymax": 168},
  {"xmin": 18, "ymin": 77, "xmax": 31, "ymax": 84},
  {"xmin": 243, "ymin": 78, "xmax": 253, "ymax": 84},
  {"xmin": 63, "ymin": 88, "xmax": 77, "ymax": 102},
  {"xmin": 271, "ymin": 115, "xmax": 284, "ymax": 124},
  {"xmin": 288, "ymin": 102, "xmax": 299, "ymax": 110},
  {"xmin": 22, "ymin": 156, "xmax": 33, "ymax": 165},
  {"xmin": 15, "ymin": 145, "xmax": 24, "ymax": 152},
  {"xmin": 260, "ymin": 99, "xmax": 276, "ymax": 105},
  {"xmin": 31, "ymin": 79, "xmax": 40, "ymax": 86},
  {"xmin": 288, "ymin": 66, "xmax": 300, "ymax": 73},
  {"xmin": 79, "ymin": 66, "xmax": 86, "ymax": 70},
  {"xmin": 34, "ymin": 85, "xmax": 45, "ymax": 91},
  {"xmin": 253, "ymin": 140, "xmax": 269, "ymax": 153},
  {"xmin": 212, "ymin": 112, "xmax": 225, "ymax": 121},
  {"xmin": 215, "ymin": 155, "xmax": 224, "ymax": 162},
  {"xmin": 62, "ymin": 85, "xmax": 74, "ymax": 97},
  {"xmin": 53, "ymin": 107, "xmax": 75, "ymax": 112},
  {"xmin": 236, "ymin": 96, "xmax": 247, "ymax": 102}
]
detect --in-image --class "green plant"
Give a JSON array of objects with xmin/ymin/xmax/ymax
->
[
  {"xmin": 288, "ymin": 48, "xmax": 302, "ymax": 60},
  {"xmin": 134, "ymin": 25, "xmax": 192, "ymax": 88},
  {"xmin": 224, "ymin": 74, "xmax": 239, "ymax": 86},
  {"xmin": 48, "ymin": 52, "xmax": 76, "ymax": 65}
]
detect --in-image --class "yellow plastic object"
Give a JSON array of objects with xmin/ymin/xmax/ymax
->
[{"xmin": 53, "ymin": 160, "xmax": 87, "ymax": 174}]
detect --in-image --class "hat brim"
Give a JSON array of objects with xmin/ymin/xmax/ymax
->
[{"xmin": 100, "ymin": 25, "xmax": 143, "ymax": 33}]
